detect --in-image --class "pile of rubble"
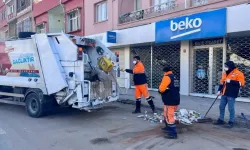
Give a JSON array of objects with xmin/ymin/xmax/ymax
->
[{"xmin": 137, "ymin": 109, "xmax": 202, "ymax": 125}]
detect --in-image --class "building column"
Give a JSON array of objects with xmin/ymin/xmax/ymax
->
[
  {"xmin": 124, "ymin": 46, "xmax": 131, "ymax": 89},
  {"xmin": 180, "ymin": 41, "xmax": 190, "ymax": 95}
]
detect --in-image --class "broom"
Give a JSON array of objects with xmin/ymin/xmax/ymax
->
[{"xmin": 197, "ymin": 84, "xmax": 225, "ymax": 123}]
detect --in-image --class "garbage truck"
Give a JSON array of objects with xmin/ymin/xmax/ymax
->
[{"xmin": 0, "ymin": 32, "xmax": 119, "ymax": 118}]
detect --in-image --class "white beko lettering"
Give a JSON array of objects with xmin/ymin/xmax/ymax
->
[
  {"xmin": 170, "ymin": 17, "xmax": 202, "ymax": 31},
  {"xmin": 193, "ymin": 18, "xmax": 202, "ymax": 28},
  {"xmin": 169, "ymin": 17, "xmax": 202, "ymax": 40}
]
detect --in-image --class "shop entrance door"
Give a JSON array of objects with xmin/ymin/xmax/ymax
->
[{"xmin": 191, "ymin": 46, "xmax": 223, "ymax": 96}]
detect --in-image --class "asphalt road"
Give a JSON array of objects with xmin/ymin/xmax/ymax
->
[{"xmin": 0, "ymin": 102, "xmax": 250, "ymax": 150}]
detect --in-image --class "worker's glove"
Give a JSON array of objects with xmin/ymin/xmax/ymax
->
[
  {"xmin": 158, "ymin": 90, "xmax": 162, "ymax": 95},
  {"xmin": 120, "ymin": 68, "xmax": 125, "ymax": 72},
  {"xmin": 239, "ymin": 81, "xmax": 242, "ymax": 87},
  {"xmin": 226, "ymin": 79, "xmax": 230, "ymax": 83},
  {"xmin": 217, "ymin": 91, "xmax": 221, "ymax": 96}
]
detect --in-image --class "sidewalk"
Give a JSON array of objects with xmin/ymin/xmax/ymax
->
[{"xmin": 118, "ymin": 88, "xmax": 250, "ymax": 128}]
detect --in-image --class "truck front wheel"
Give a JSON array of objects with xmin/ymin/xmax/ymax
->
[{"xmin": 25, "ymin": 93, "xmax": 44, "ymax": 118}]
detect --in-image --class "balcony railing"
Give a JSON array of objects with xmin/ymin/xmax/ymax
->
[
  {"xmin": 119, "ymin": 1, "xmax": 178, "ymax": 24},
  {"xmin": 118, "ymin": 0, "xmax": 239, "ymax": 24},
  {"xmin": 7, "ymin": 13, "xmax": 15, "ymax": 21},
  {"xmin": 192, "ymin": 0, "xmax": 208, "ymax": 6}
]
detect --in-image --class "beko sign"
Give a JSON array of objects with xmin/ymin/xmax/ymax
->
[{"xmin": 155, "ymin": 8, "xmax": 226, "ymax": 43}]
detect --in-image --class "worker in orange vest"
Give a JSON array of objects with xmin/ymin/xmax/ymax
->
[
  {"xmin": 214, "ymin": 61, "xmax": 245, "ymax": 128},
  {"xmin": 158, "ymin": 66, "xmax": 180, "ymax": 139},
  {"xmin": 122, "ymin": 56, "xmax": 156, "ymax": 114}
]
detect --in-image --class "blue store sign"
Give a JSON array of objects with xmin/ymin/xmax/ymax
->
[
  {"xmin": 107, "ymin": 31, "xmax": 117, "ymax": 43},
  {"xmin": 155, "ymin": 8, "xmax": 227, "ymax": 43}
]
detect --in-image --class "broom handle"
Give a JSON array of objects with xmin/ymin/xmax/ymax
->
[
  {"xmin": 204, "ymin": 84, "xmax": 225, "ymax": 118},
  {"xmin": 203, "ymin": 95, "xmax": 219, "ymax": 118}
]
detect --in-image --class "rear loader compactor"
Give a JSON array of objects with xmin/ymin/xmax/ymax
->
[{"xmin": 0, "ymin": 32, "xmax": 120, "ymax": 118}]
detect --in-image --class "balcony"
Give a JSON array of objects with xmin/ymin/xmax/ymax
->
[
  {"xmin": 17, "ymin": 0, "xmax": 31, "ymax": 14},
  {"xmin": 7, "ymin": 13, "xmax": 16, "ymax": 22},
  {"xmin": 118, "ymin": 0, "xmax": 249, "ymax": 24},
  {"xmin": 119, "ymin": 1, "xmax": 178, "ymax": 24},
  {"xmin": 192, "ymin": 0, "xmax": 209, "ymax": 6}
]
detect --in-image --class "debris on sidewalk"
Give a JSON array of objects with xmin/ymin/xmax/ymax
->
[
  {"xmin": 177, "ymin": 109, "xmax": 202, "ymax": 125},
  {"xmin": 137, "ymin": 109, "xmax": 202, "ymax": 125},
  {"xmin": 137, "ymin": 111, "xmax": 165, "ymax": 123}
]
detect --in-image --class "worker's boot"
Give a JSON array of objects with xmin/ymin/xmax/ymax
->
[
  {"xmin": 214, "ymin": 119, "xmax": 225, "ymax": 125},
  {"xmin": 161, "ymin": 120, "xmax": 169, "ymax": 132},
  {"xmin": 224, "ymin": 121, "xmax": 234, "ymax": 128},
  {"xmin": 147, "ymin": 96, "xmax": 156, "ymax": 113},
  {"xmin": 164, "ymin": 123, "xmax": 177, "ymax": 139},
  {"xmin": 132, "ymin": 99, "xmax": 141, "ymax": 114}
]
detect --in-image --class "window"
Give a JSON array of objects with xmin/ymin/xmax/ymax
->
[
  {"xmin": 20, "ymin": 0, "xmax": 26, "ymax": 7},
  {"xmin": 10, "ymin": 5, "xmax": 14, "ymax": 14},
  {"xmin": 1, "ymin": 10, "xmax": 6, "ymax": 20},
  {"xmin": 96, "ymin": 1, "xmax": 108, "ymax": 22},
  {"xmin": 17, "ymin": 0, "xmax": 30, "ymax": 13},
  {"xmin": 8, "ymin": 5, "xmax": 14, "ymax": 15},
  {"xmin": 134, "ymin": 0, "xmax": 141, "ymax": 11},
  {"xmin": 23, "ymin": 18, "xmax": 32, "ymax": 32},
  {"xmin": 67, "ymin": 9, "xmax": 80, "ymax": 32},
  {"xmin": 17, "ymin": 22, "xmax": 22, "ymax": 34},
  {"xmin": 36, "ymin": 23, "xmax": 46, "ymax": 33},
  {"xmin": 16, "ymin": 18, "xmax": 32, "ymax": 34}
]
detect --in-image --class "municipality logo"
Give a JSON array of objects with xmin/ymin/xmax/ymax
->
[{"xmin": 170, "ymin": 17, "xmax": 202, "ymax": 40}]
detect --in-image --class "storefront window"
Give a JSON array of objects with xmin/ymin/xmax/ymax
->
[
  {"xmin": 130, "ymin": 43, "xmax": 180, "ymax": 89},
  {"xmin": 130, "ymin": 45, "xmax": 152, "ymax": 87},
  {"xmin": 152, "ymin": 43, "xmax": 180, "ymax": 89},
  {"xmin": 227, "ymin": 36, "xmax": 250, "ymax": 98}
]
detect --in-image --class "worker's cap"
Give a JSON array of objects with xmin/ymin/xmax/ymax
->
[
  {"xmin": 133, "ymin": 56, "xmax": 140, "ymax": 60},
  {"xmin": 225, "ymin": 61, "xmax": 236, "ymax": 69},
  {"xmin": 162, "ymin": 66, "xmax": 171, "ymax": 72}
]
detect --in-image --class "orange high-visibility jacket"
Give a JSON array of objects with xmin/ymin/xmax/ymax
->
[
  {"xmin": 218, "ymin": 68, "xmax": 245, "ymax": 98},
  {"xmin": 125, "ymin": 61, "xmax": 147, "ymax": 85},
  {"xmin": 158, "ymin": 71, "xmax": 180, "ymax": 106}
]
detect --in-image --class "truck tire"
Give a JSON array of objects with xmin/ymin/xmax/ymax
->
[{"xmin": 25, "ymin": 93, "xmax": 44, "ymax": 118}]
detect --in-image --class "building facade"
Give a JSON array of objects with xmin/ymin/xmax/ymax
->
[
  {"xmin": 85, "ymin": 0, "xmax": 250, "ymax": 102},
  {"xmin": 16, "ymin": 0, "xmax": 33, "ymax": 35},
  {"xmin": 4, "ymin": 0, "xmax": 17, "ymax": 39},
  {"xmin": 3, "ymin": 0, "xmax": 33, "ymax": 39},
  {"xmin": 33, "ymin": 0, "xmax": 84, "ymax": 36},
  {"xmin": 0, "ymin": 0, "xmax": 7, "ymax": 40}
]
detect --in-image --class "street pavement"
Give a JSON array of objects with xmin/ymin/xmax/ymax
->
[
  {"xmin": 119, "ymin": 88, "xmax": 250, "ymax": 128},
  {"xmin": 0, "ymin": 102, "xmax": 250, "ymax": 150}
]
